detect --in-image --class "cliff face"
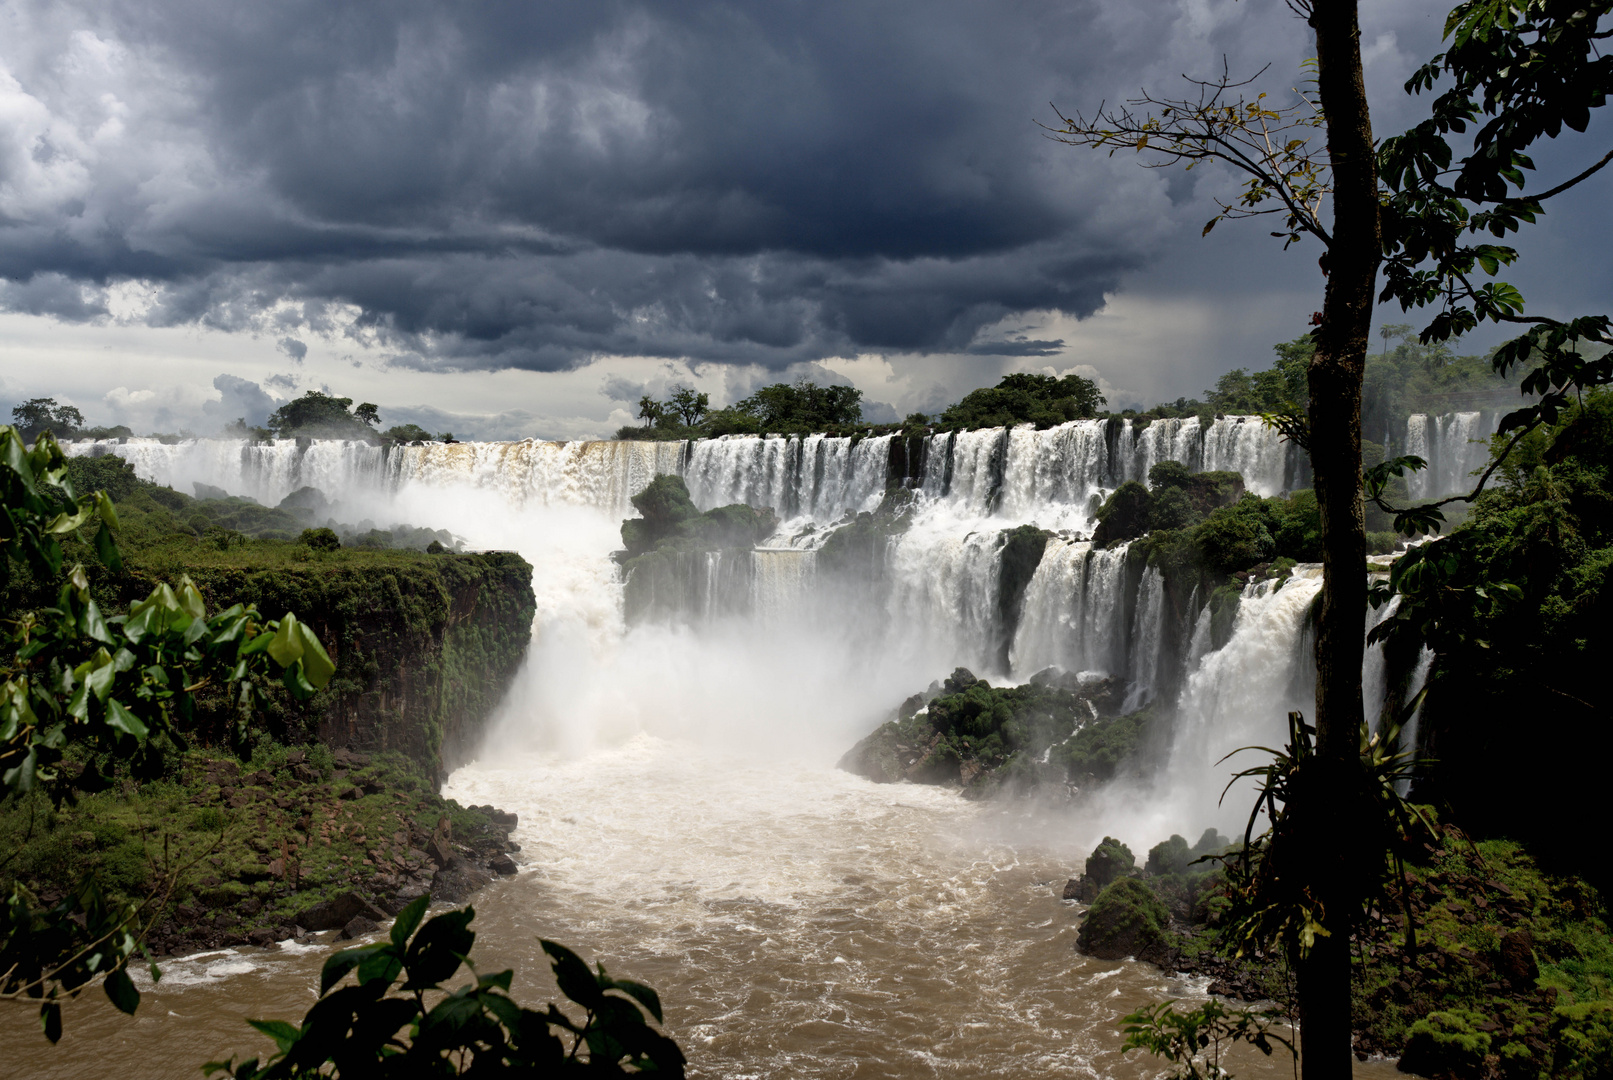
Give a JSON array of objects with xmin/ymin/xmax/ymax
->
[{"xmin": 109, "ymin": 552, "xmax": 536, "ymax": 782}]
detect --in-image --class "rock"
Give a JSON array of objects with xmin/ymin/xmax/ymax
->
[
  {"xmin": 239, "ymin": 896, "xmax": 263, "ymax": 917},
  {"xmin": 286, "ymin": 749, "xmax": 307, "ymax": 766},
  {"xmin": 1061, "ymin": 878, "xmax": 1081, "ymax": 901},
  {"xmin": 489, "ymin": 853, "xmax": 518, "ymax": 876},
  {"xmin": 1399, "ymin": 1009, "xmax": 1493, "ymax": 1079},
  {"xmin": 247, "ymin": 928, "xmax": 277, "ymax": 947},
  {"xmin": 298, "ymin": 891, "xmax": 390, "ymax": 931},
  {"xmin": 333, "ymin": 748, "xmax": 371, "ymax": 769},
  {"xmin": 432, "ymin": 857, "xmax": 495, "ymax": 903},
  {"xmin": 1076, "ymin": 877, "xmax": 1174, "ymax": 964},
  {"xmin": 339, "ymin": 916, "xmax": 379, "ymax": 940},
  {"xmin": 292, "ymin": 764, "xmax": 320, "ymax": 783},
  {"xmin": 489, "ymin": 809, "xmax": 518, "ymax": 827},
  {"xmin": 338, "ymin": 786, "xmax": 360, "ymax": 801},
  {"xmin": 1499, "ymin": 929, "xmax": 1540, "ymax": 986}
]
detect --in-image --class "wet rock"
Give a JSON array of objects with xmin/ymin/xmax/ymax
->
[
  {"xmin": 247, "ymin": 928, "xmax": 277, "ymax": 947},
  {"xmin": 489, "ymin": 809, "xmax": 518, "ymax": 827},
  {"xmin": 489, "ymin": 853, "xmax": 518, "ymax": 876},
  {"xmin": 1061, "ymin": 878, "xmax": 1082, "ymax": 901},
  {"xmin": 340, "ymin": 916, "xmax": 379, "ymax": 940},
  {"xmin": 299, "ymin": 891, "xmax": 390, "ymax": 931},
  {"xmin": 432, "ymin": 858, "xmax": 495, "ymax": 903}
]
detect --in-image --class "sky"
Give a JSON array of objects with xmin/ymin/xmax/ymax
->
[{"xmin": 0, "ymin": 0, "xmax": 1608, "ymax": 440}]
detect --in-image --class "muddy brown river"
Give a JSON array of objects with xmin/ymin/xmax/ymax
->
[{"xmin": 5, "ymin": 738, "xmax": 1402, "ymax": 1079}]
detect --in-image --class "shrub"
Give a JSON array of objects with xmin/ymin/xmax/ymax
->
[{"xmin": 299, "ymin": 527, "xmax": 340, "ymax": 552}]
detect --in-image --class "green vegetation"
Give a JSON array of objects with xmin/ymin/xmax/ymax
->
[
  {"xmin": 1373, "ymin": 388, "xmax": 1613, "ymax": 898},
  {"xmin": 1091, "ymin": 460, "xmax": 1245, "ymax": 545},
  {"xmin": 615, "ymin": 475, "xmax": 778, "ymax": 622},
  {"xmin": 1077, "ymin": 877, "xmax": 1173, "ymax": 961},
  {"xmin": 205, "ymin": 896, "xmax": 684, "ymax": 1078},
  {"xmin": 1, "ymin": 426, "xmax": 335, "ymax": 1036},
  {"xmin": 62, "ymin": 452, "xmax": 457, "ymax": 552},
  {"xmin": 619, "ymin": 379, "xmax": 864, "ymax": 440},
  {"xmin": 838, "ymin": 668, "xmax": 1154, "ymax": 797},
  {"xmin": 266, "ymin": 390, "xmax": 380, "ymax": 440},
  {"xmin": 935, "ymin": 372, "xmax": 1105, "ymax": 430}
]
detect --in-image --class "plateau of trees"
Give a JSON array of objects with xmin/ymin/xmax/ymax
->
[{"xmin": 1055, "ymin": 0, "xmax": 1613, "ymax": 1075}]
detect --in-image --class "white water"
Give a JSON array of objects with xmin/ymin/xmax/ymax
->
[{"xmin": 1403, "ymin": 411, "xmax": 1499, "ymax": 501}]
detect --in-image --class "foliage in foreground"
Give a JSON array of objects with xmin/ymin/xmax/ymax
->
[
  {"xmin": 206, "ymin": 895, "xmax": 685, "ymax": 1078},
  {"xmin": 1, "ymin": 426, "xmax": 334, "ymax": 1038},
  {"xmin": 1120, "ymin": 998, "xmax": 1292, "ymax": 1080}
]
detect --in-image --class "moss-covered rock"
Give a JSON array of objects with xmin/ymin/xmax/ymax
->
[
  {"xmin": 1398, "ymin": 1009, "xmax": 1492, "ymax": 1079},
  {"xmin": 1077, "ymin": 877, "xmax": 1173, "ymax": 963}
]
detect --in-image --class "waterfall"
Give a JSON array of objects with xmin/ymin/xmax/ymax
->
[
  {"xmin": 1121, "ymin": 567, "xmax": 1166, "ymax": 711},
  {"xmin": 1007, "ymin": 539, "xmax": 1132, "ymax": 678},
  {"xmin": 1403, "ymin": 411, "xmax": 1498, "ymax": 500}
]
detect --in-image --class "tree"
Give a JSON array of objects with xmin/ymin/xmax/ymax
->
[
  {"xmin": 636, "ymin": 395, "xmax": 665, "ymax": 427},
  {"xmin": 1378, "ymin": 322, "xmax": 1413, "ymax": 356},
  {"xmin": 10, "ymin": 399, "xmax": 85, "ymax": 441},
  {"xmin": 1, "ymin": 425, "xmax": 335, "ymax": 1040},
  {"xmin": 1054, "ymin": 2, "xmax": 1612, "ymax": 1075},
  {"xmin": 353, "ymin": 403, "xmax": 380, "ymax": 427},
  {"xmin": 733, "ymin": 380, "xmax": 864, "ymax": 430},
  {"xmin": 380, "ymin": 424, "xmax": 432, "ymax": 445},
  {"xmin": 266, "ymin": 392, "xmax": 373, "ymax": 439},
  {"xmin": 938, "ymin": 372, "xmax": 1104, "ymax": 429},
  {"xmin": 665, "ymin": 387, "xmax": 710, "ymax": 427}
]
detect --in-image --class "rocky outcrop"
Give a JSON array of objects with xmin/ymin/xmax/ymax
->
[
  {"xmin": 1075, "ymin": 877, "xmax": 1174, "ymax": 964},
  {"xmin": 101, "ymin": 552, "xmax": 536, "ymax": 784}
]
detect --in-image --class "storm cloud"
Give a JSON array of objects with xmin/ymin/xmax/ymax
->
[{"xmin": 0, "ymin": 0, "xmax": 1310, "ymax": 371}]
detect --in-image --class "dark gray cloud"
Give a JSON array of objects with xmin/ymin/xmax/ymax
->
[
  {"xmin": 0, "ymin": 0, "xmax": 1289, "ymax": 369},
  {"xmin": 11, "ymin": 0, "xmax": 1595, "ymax": 387}
]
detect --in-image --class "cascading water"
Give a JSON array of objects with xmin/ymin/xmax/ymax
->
[{"xmin": 1403, "ymin": 410, "xmax": 1499, "ymax": 500}]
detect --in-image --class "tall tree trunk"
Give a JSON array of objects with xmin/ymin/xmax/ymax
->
[{"xmin": 1300, "ymin": 2, "xmax": 1380, "ymax": 1077}]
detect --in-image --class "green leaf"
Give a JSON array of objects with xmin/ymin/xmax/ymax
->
[
  {"xmin": 247, "ymin": 1019, "xmax": 302, "ymax": 1052},
  {"xmin": 105, "ymin": 699, "xmax": 149, "ymax": 741},
  {"xmin": 40, "ymin": 1000, "xmax": 62, "ymax": 1043},
  {"xmin": 294, "ymin": 622, "xmax": 335, "ymax": 689},
  {"xmin": 104, "ymin": 966, "xmax": 140, "ymax": 1015},
  {"xmin": 390, "ymin": 893, "xmax": 431, "ymax": 948},
  {"xmin": 542, "ymin": 940, "xmax": 605, "ymax": 1011},
  {"xmin": 266, "ymin": 614, "xmax": 304, "ymax": 669},
  {"xmin": 319, "ymin": 948, "xmax": 370, "ymax": 996}
]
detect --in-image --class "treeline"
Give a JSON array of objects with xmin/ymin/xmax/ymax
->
[
  {"xmin": 12, "ymin": 391, "xmax": 457, "ymax": 446},
  {"xmin": 618, "ymin": 371, "xmax": 1106, "ymax": 441}
]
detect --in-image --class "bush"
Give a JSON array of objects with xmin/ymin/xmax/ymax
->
[
  {"xmin": 1084, "ymin": 837, "xmax": 1136, "ymax": 889},
  {"xmin": 1550, "ymin": 1002, "xmax": 1613, "ymax": 1080},
  {"xmin": 299, "ymin": 527, "xmax": 340, "ymax": 552},
  {"xmin": 1145, "ymin": 834, "xmax": 1193, "ymax": 877}
]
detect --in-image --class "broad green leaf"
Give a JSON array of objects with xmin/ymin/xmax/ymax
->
[
  {"xmin": 266, "ymin": 614, "xmax": 304, "ymax": 669},
  {"xmin": 390, "ymin": 893, "xmax": 431, "ymax": 948},
  {"xmin": 105, "ymin": 699, "xmax": 149, "ymax": 741},
  {"xmin": 294, "ymin": 622, "xmax": 335, "ymax": 688},
  {"xmin": 247, "ymin": 1019, "xmax": 302, "ymax": 1052},
  {"xmin": 103, "ymin": 967, "xmax": 140, "ymax": 1015},
  {"xmin": 176, "ymin": 576, "xmax": 206, "ymax": 620}
]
